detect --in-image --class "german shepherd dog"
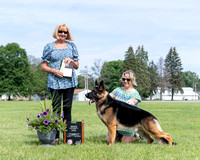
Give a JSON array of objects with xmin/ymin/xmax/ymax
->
[{"xmin": 85, "ymin": 80, "xmax": 176, "ymax": 146}]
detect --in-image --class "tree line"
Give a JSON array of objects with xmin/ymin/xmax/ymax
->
[
  {"xmin": 0, "ymin": 43, "xmax": 199, "ymax": 100},
  {"xmin": 78, "ymin": 46, "xmax": 200, "ymax": 100}
]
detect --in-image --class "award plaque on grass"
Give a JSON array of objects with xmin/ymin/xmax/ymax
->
[{"xmin": 64, "ymin": 121, "xmax": 84, "ymax": 145}]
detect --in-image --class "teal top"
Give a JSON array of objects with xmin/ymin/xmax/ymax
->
[
  {"xmin": 111, "ymin": 87, "xmax": 141, "ymax": 136},
  {"xmin": 111, "ymin": 87, "xmax": 141, "ymax": 106}
]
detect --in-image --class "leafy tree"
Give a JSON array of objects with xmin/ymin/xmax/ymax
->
[
  {"xmin": 164, "ymin": 47, "xmax": 184, "ymax": 100},
  {"xmin": 148, "ymin": 60, "xmax": 159, "ymax": 100},
  {"xmin": 183, "ymin": 71, "xmax": 199, "ymax": 88},
  {"xmin": 33, "ymin": 63, "xmax": 48, "ymax": 97},
  {"xmin": 77, "ymin": 75, "xmax": 85, "ymax": 89},
  {"xmin": 101, "ymin": 60, "xmax": 123, "ymax": 92},
  {"xmin": 0, "ymin": 43, "xmax": 34, "ymax": 99}
]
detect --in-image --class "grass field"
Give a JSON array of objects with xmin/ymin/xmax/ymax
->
[{"xmin": 0, "ymin": 100, "xmax": 200, "ymax": 160}]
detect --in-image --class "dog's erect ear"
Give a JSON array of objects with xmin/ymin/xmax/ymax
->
[
  {"xmin": 95, "ymin": 79, "xmax": 98, "ymax": 86},
  {"xmin": 99, "ymin": 80, "xmax": 105, "ymax": 91}
]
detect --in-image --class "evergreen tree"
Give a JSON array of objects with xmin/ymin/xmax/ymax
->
[
  {"xmin": 121, "ymin": 45, "xmax": 150, "ymax": 98},
  {"xmin": 164, "ymin": 47, "xmax": 183, "ymax": 100},
  {"xmin": 121, "ymin": 46, "xmax": 138, "ymax": 72},
  {"xmin": 148, "ymin": 60, "xmax": 159, "ymax": 100},
  {"xmin": 135, "ymin": 46, "xmax": 151, "ymax": 98}
]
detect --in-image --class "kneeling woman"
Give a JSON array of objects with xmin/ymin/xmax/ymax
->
[{"xmin": 107, "ymin": 70, "xmax": 141, "ymax": 143}]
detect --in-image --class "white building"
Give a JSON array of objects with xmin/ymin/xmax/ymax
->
[
  {"xmin": 0, "ymin": 94, "xmax": 13, "ymax": 101},
  {"xmin": 73, "ymin": 89, "xmax": 91, "ymax": 101},
  {"xmin": 151, "ymin": 87, "xmax": 199, "ymax": 100}
]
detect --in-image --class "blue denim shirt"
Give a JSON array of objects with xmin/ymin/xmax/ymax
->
[{"xmin": 41, "ymin": 41, "xmax": 79, "ymax": 91}]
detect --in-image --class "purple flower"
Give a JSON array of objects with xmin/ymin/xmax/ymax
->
[
  {"xmin": 27, "ymin": 124, "xmax": 31, "ymax": 127},
  {"xmin": 44, "ymin": 120, "xmax": 49, "ymax": 125},
  {"xmin": 55, "ymin": 119, "xmax": 59, "ymax": 123},
  {"xmin": 43, "ymin": 112, "xmax": 47, "ymax": 116},
  {"xmin": 50, "ymin": 115, "xmax": 53, "ymax": 119},
  {"xmin": 61, "ymin": 115, "xmax": 64, "ymax": 119},
  {"xmin": 46, "ymin": 108, "xmax": 50, "ymax": 113},
  {"xmin": 37, "ymin": 115, "xmax": 41, "ymax": 119},
  {"xmin": 48, "ymin": 121, "xmax": 52, "ymax": 124},
  {"xmin": 26, "ymin": 117, "xmax": 30, "ymax": 121}
]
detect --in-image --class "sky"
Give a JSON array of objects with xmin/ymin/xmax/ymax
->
[{"xmin": 1, "ymin": 0, "xmax": 200, "ymax": 76}]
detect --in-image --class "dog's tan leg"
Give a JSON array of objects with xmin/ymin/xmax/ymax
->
[
  {"xmin": 107, "ymin": 123, "xmax": 116, "ymax": 146},
  {"xmin": 143, "ymin": 119, "xmax": 173, "ymax": 145},
  {"xmin": 138, "ymin": 128, "xmax": 154, "ymax": 144}
]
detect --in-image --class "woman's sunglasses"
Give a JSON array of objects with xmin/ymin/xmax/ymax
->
[
  {"xmin": 122, "ymin": 78, "xmax": 131, "ymax": 82},
  {"xmin": 58, "ymin": 30, "xmax": 68, "ymax": 34}
]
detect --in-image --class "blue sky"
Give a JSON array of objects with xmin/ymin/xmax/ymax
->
[{"xmin": 1, "ymin": 0, "xmax": 200, "ymax": 76}]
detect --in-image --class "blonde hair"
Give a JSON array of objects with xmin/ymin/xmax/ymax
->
[
  {"xmin": 121, "ymin": 70, "xmax": 137, "ymax": 86},
  {"xmin": 53, "ymin": 24, "xmax": 73, "ymax": 41}
]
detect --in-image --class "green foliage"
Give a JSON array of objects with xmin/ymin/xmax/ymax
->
[
  {"xmin": 183, "ymin": 71, "xmax": 199, "ymax": 87},
  {"xmin": 32, "ymin": 63, "xmax": 48, "ymax": 96},
  {"xmin": 101, "ymin": 60, "xmax": 123, "ymax": 92},
  {"xmin": 135, "ymin": 46, "xmax": 151, "ymax": 97},
  {"xmin": 148, "ymin": 61, "xmax": 160, "ymax": 99},
  {"xmin": 121, "ymin": 46, "xmax": 138, "ymax": 72},
  {"xmin": 77, "ymin": 75, "xmax": 85, "ymax": 89},
  {"xmin": 0, "ymin": 101, "xmax": 200, "ymax": 159},
  {"xmin": 26, "ymin": 100, "xmax": 66, "ymax": 134},
  {"xmin": 121, "ymin": 46, "xmax": 151, "ymax": 98},
  {"xmin": 0, "ymin": 43, "xmax": 34, "ymax": 98},
  {"xmin": 165, "ymin": 47, "xmax": 184, "ymax": 100}
]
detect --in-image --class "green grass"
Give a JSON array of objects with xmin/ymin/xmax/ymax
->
[{"xmin": 0, "ymin": 101, "xmax": 200, "ymax": 160}]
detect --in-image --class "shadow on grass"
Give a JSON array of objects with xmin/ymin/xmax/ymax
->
[{"xmin": 84, "ymin": 134, "xmax": 149, "ymax": 145}]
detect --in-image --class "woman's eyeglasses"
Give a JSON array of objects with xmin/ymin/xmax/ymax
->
[
  {"xmin": 58, "ymin": 30, "xmax": 68, "ymax": 34},
  {"xmin": 122, "ymin": 78, "xmax": 131, "ymax": 82}
]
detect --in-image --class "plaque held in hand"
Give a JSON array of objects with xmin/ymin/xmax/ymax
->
[{"xmin": 60, "ymin": 60, "xmax": 73, "ymax": 78}]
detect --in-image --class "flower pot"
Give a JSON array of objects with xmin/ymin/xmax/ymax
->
[{"xmin": 37, "ymin": 130, "xmax": 57, "ymax": 144}]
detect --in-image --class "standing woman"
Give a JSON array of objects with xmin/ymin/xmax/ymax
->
[{"xmin": 41, "ymin": 24, "xmax": 79, "ymax": 144}]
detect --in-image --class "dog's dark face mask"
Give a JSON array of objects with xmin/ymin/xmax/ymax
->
[{"xmin": 85, "ymin": 80, "xmax": 105, "ymax": 105}]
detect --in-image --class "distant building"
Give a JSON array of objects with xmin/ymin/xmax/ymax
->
[
  {"xmin": 0, "ymin": 94, "xmax": 13, "ymax": 101},
  {"xmin": 73, "ymin": 89, "xmax": 91, "ymax": 101},
  {"xmin": 151, "ymin": 87, "xmax": 199, "ymax": 100}
]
